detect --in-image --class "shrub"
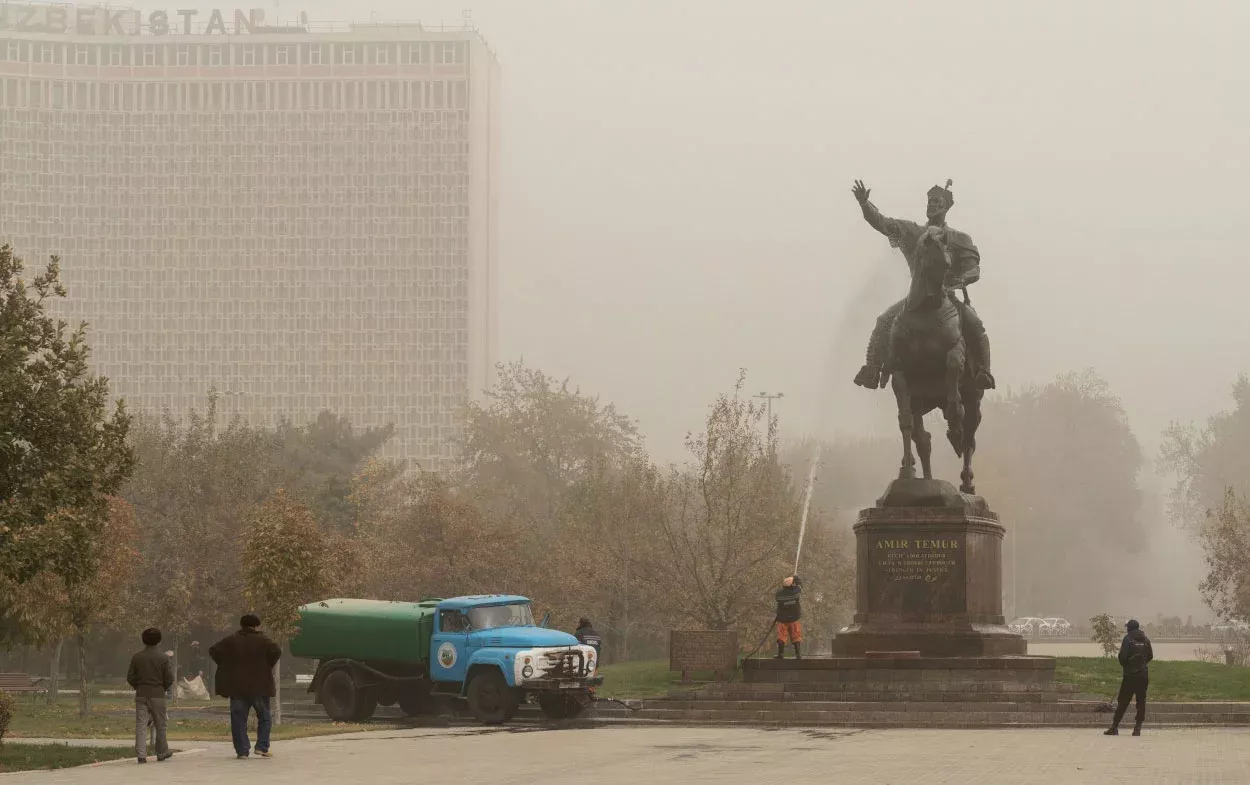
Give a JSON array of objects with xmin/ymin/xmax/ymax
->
[{"xmin": 1089, "ymin": 613, "xmax": 1120, "ymax": 657}]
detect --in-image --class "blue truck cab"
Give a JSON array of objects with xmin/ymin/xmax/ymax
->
[{"xmin": 430, "ymin": 595, "xmax": 603, "ymax": 723}]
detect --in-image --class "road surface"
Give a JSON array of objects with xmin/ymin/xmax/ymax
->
[{"xmin": 7, "ymin": 725, "xmax": 1248, "ymax": 784}]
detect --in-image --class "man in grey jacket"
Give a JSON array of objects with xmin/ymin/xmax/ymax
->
[{"xmin": 127, "ymin": 627, "xmax": 174, "ymax": 763}]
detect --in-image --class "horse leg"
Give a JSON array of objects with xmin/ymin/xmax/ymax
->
[
  {"xmin": 960, "ymin": 391, "xmax": 983, "ymax": 494},
  {"xmin": 891, "ymin": 371, "xmax": 917, "ymax": 480},
  {"xmin": 913, "ymin": 410, "xmax": 933, "ymax": 480},
  {"xmin": 944, "ymin": 344, "xmax": 966, "ymax": 455}
]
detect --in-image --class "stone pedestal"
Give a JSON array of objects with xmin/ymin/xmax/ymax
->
[{"xmin": 831, "ymin": 478, "xmax": 1025, "ymax": 657}]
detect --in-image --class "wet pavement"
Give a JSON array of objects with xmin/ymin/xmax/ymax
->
[{"xmin": 5, "ymin": 725, "xmax": 1249, "ymax": 784}]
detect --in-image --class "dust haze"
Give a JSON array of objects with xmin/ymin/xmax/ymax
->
[{"xmin": 145, "ymin": 0, "xmax": 1250, "ymax": 619}]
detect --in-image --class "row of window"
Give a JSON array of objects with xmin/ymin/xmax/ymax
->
[
  {"xmin": 2, "ymin": 232, "xmax": 475, "ymax": 255},
  {"xmin": 1, "ymin": 77, "xmax": 473, "ymax": 111},
  {"xmin": 0, "ymin": 39, "xmax": 469, "ymax": 68}
]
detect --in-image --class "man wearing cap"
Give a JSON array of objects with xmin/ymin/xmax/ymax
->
[
  {"xmin": 1105, "ymin": 618, "xmax": 1154, "ymax": 736},
  {"xmin": 850, "ymin": 179, "xmax": 994, "ymax": 392},
  {"xmin": 774, "ymin": 576, "xmax": 803, "ymax": 659}
]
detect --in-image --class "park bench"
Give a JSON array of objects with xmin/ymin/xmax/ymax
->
[{"xmin": 0, "ymin": 673, "xmax": 47, "ymax": 694}]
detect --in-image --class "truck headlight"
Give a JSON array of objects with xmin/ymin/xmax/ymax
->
[{"xmin": 522, "ymin": 665, "xmax": 534, "ymax": 678}]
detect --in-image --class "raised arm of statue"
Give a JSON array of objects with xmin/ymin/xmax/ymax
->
[{"xmin": 852, "ymin": 180, "xmax": 921, "ymax": 250}]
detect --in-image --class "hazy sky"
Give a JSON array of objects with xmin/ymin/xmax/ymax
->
[
  {"xmin": 157, "ymin": 0, "xmax": 1250, "ymax": 463},
  {"xmin": 148, "ymin": 0, "xmax": 1244, "ymax": 616}
]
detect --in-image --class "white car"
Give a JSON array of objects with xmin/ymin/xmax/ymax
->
[
  {"xmin": 1008, "ymin": 617, "xmax": 1043, "ymax": 636},
  {"xmin": 1040, "ymin": 617, "xmax": 1072, "ymax": 636}
]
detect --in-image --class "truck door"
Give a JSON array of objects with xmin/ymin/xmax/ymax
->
[{"xmin": 431, "ymin": 609, "xmax": 471, "ymax": 685}]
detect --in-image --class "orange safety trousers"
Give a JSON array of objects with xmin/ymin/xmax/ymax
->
[{"xmin": 775, "ymin": 621, "xmax": 803, "ymax": 644}]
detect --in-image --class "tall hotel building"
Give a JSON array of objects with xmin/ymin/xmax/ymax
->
[{"xmin": 0, "ymin": 2, "xmax": 500, "ymax": 466}]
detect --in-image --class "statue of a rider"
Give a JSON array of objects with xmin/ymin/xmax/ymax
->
[{"xmin": 851, "ymin": 179, "xmax": 995, "ymax": 392}]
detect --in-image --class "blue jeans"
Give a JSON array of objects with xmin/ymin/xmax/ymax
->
[{"xmin": 229, "ymin": 696, "xmax": 272, "ymax": 756}]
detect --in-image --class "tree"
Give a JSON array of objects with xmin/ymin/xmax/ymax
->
[
  {"xmin": 124, "ymin": 403, "xmax": 282, "ymax": 642},
  {"xmin": 0, "ymin": 246, "xmax": 133, "ymax": 632},
  {"xmin": 648, "ymin": 371, "xmax": 804, "ymax": 633},
  {"xmin": 975, "ymin": 370, "xmax": 1144, "ymax": 621},
  {"xmin": 1160, "ymin": 375, "xmax": 1250, "ymax": 530},
  {"xmin": 271, "ymin": 411, "xmax": 395, "ymax": 533},
  {"xmin": 352, "ymin": 466, "xmax": 522, "ymax": 602},
  {"xmin": 243, "ymin": 490, "xmax": 331, "ymax": 725},
  {"xmin": 0, "ymin": 499, "xmax": 138, "ymax": 715},
  {"xmin": 1197, "ymin": 490, "xmax": 1250, "ymax": 624},
  {"xmin": 1090, "ymin": 613, "xmax": 1119, "ymax": 657},
  {"xmin": 459, "ymin": 360, "xmax": 643, "ymax": 530}
]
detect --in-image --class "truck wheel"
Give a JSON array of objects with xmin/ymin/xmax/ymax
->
[
  {"xmin": 398, "ymin": 683, "xmax": 439, "ymax": 717},
  {"xmin": 466, "ymin": 670, "xmax": 519, "ymax": 725},
  {"xmin": 538, "ymin": 693, "xmax": 586, "ymax": 720},
  {"xmin": 320, "ymin": 670, "xmax": 378, "ymax": 723}
]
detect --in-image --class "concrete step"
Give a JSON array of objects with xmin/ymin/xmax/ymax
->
[
  {"xmin": 674, "ymin": 690, "xmax": 1065, "ymax": 703},
  {"xmin": 628, "ymin": 707, "xmax": 1250, "ymax": 728},
  {"xmin": 652, "ymin": 699, "xmax": 1105, "ymax": 713},
  {"xmin": 674, "ymin": 681, "xmax": 1079, "ymax": 697}
]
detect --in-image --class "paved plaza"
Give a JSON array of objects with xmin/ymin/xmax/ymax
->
[{"xmin": 7, "ymin": 725, "xmax": 1250, "ymax": 784}]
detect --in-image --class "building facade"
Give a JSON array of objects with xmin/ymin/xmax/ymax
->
[{"xmin": 0, "ymin": 3, "xmax": 500, "ymax": 466}]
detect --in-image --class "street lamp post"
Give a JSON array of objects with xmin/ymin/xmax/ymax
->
[{"xmin": 753, "ymin": 392, "xmax": 784, "ymax": 423}]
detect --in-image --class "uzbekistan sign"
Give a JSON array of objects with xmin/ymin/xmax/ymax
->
[{"xmin": 0, "ymin": 3, "xmax": 308, "ymax": 35}]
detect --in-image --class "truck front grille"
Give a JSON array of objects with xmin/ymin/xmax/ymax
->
[{"xmin": 543, "ymin": 649, "xmax": 587, "ymax": 678}]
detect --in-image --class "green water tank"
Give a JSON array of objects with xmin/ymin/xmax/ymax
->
[{"xmin": 290, "ymin": 598, "xmax": 440, "ymax": 664}]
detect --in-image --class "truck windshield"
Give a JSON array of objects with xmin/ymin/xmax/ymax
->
[{"xmin": 467, "ymin": 603, "xmax": 534, "ymax": 630}]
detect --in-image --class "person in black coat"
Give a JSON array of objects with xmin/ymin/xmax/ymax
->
[
  {"xmin": 1104, "ymin": 618, "xmax": 1154, "ymax": 736},
  {"xmin": 575, "ymin": 618, "xmax": 602, "ymax": 655},
  {"xmin": 210, "ymin": 614, "xmax": 282, "ymax": 758},
  {"xmin": 774, "ymin": 575, "xmax": 803, "ymax": 659}
]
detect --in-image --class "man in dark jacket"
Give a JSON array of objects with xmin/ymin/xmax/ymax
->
[
  {"xmin": 1104, "ymin": 618, "xmax": 1154, "ymax": 736},
  {"xmin": 774, "ymin": 575, "xmax": 803, "ymax": 659},
  {"xmin": 575, "ymin": 618, "xmax": 602, "ymax": 656},
  {"xmin": 210, "ymin": 614, "xmax": 282, "ymax": 759},
  {"xmin": 128, "ymin": 627, "xmax": 174, "ymax": 764}
]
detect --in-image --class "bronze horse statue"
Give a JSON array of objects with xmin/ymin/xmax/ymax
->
[{"xmin": 885, "ymin": 226, "xmax": 983, "ymax": 494}]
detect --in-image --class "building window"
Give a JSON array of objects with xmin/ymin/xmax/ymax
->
[
  {"xmin": 275, "ymin": 45, "xmax": 292, "ymax": 65},
  {"xmin": 372, "ymin": 44, "xmax": 389, "ymax": 65},
  {"xmin": 240, "ymin": 44, "xmax": 256, "ymax": 65},
  {"xmin": 74, "ymin": 45, "xmax": 89, "ymax": 65},
  {"xmin": 437, "ymin": 42, "xmax": 464, "ymax": 65},
  {"xmin": 6, "ymin": 41, "xmax": 20, "ymax": 62},
  {"xmin": 208, "ymin": 45, "xmax": 222, "ymax": 66},
  {"xmin": 306, "ymin": 43, "xmax": 324, "ymax": 65},
  {"xmin": 38, "ymin": 43, "xmax": 54, "ymax": 63},
  {"xmin": 107, "ymin": 45, "xmax": 123, "ymax": 66},
  {"xmin": 337, "ymin": 43, "xmax": 357, "ymax": 65},
  {"xmin": 404, "ymin": 43, "xmax": 424, "ymax": 64},
  {"xmin": 175, "ymin": 44, "xmax": 190, "ymax": 66},
  {"xmin": 141, "ymin": 45, "xmax": 156, "ymax": 66}
]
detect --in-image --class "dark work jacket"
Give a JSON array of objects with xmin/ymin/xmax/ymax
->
[
  {"xmin": 1118, "ymin": 629, "xmax": 1154, "ymax": 676},
  {"xmin": 575, "ymin": 624, "xmax": 602, "ymax": 654},
  {"xmin": 127, "ymin": 646, "xmax": 174, "ymax": 700},
  {"xmin": 209, "ymin": 628, "xmax": 282, "ymax": 699},
  {"xmin": 775, "ymin": 579, "xmax": 803, "ymax": 623}
]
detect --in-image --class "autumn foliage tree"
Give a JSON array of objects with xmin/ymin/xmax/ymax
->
[
  {"xmin": 0, "ymin": 246, "xmax": 134, "ymax": 641},
  {"xmin": 243, "ymin": 490, "xmax": 332, "ymax": 724},
  {"xmin": 1197, "ymin": 490, "xmax": 1250, "ymax": 623}
]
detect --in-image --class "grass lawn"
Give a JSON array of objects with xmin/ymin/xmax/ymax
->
[
  {"xmin": 597, "ymin": 660, "xmax": 736, "ymax": 698},
  {"xmin": 0, "ymin": 743, "xmax": 141, "ymax": 772},
  {"xmin": 6, "ymin": 696, "xmax": 392, "ymax": 741},
  {"xmin": 1054, "ymin": 657, "xmax": 1250, "ymax": 701}
]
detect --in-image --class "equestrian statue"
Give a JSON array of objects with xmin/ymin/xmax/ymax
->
[{"xmin": 850, "ymin": 179, "xmax": 994, "ymax": 494}]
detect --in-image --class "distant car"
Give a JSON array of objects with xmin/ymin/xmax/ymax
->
[
  {"xmin": 1008, "ymin": 617, "xmax": 1043, "ymax": 636},
  {"xmin": 1213, "ymin": 620, "xmax": 1249, "ymax": 638},
  {"xmin": 1040, "ymin": 617, "xmax": 1072, "ymax": 636}
]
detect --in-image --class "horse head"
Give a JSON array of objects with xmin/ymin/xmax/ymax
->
[{"xmin": 906, "ymin": 228, "xmax": 951, "ymax": 309}]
